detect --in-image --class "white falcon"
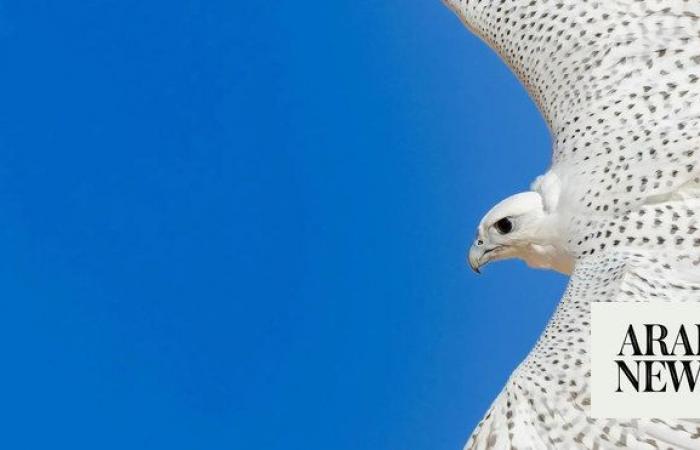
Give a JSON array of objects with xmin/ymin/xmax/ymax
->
[{"xmin": 444, "ymin": 0, "xmax": 700, "ymax": 448}]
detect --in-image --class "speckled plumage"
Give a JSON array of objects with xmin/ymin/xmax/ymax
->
[{"xmin": 444, "ymin": 0, "xmax": 700, "ymax": 448}]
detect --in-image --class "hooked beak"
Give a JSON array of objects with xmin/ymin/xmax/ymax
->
[{"xmin": 468, "ymin": 241, "xmax": 501, "ymax": 274}]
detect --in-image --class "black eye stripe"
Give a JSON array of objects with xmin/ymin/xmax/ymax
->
[{"xmin": 494, "ymin": 217, "xmax": 513, "ymax": 234}]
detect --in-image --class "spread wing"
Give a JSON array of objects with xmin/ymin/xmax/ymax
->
[
  {"xmin": 445, "ymin": 0, "xmax": 700, "ymax": 218},
  {"xmin": 464, "ymin": 254, "xmax": 700, "ymax": 449},
  {"xmin": 443, "ymin": 0, "xmax": 700, "ymax": 148},
  {"xmin": 444, "ymin": 0, "xmax": 700, "ymax": 447}
]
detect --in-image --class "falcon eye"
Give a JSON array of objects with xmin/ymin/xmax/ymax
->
[{"xmin": 494, "ymin": 217, "xmax": 513, "ymax": 234}]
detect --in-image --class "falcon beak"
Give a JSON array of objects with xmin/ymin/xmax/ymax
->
[
  {"xmin": 468, "ymin": 244, "xmax": 483, "ymax": 274},
  {"xmin": 468, "ymin": 241, "xmax": 500, "ymax": 274}
]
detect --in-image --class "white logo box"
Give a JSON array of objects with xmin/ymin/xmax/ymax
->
[{"xmin": 591, "ymin": 302, "xmax": 700, "ymax": 418}]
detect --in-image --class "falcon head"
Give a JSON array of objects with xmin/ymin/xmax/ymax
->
[{"xmin": 468, "ymin": 191, "xmax": 573, "ymax": 275}]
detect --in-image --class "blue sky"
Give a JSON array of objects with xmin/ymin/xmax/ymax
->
[{"xmin": 0, "ymin": 1, "xmax": 567, "ymax": 449}]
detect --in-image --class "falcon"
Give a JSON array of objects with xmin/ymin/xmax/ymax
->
[{"xmin": 443, "ymin": 0, "xmax": 700, "ymax": 448}]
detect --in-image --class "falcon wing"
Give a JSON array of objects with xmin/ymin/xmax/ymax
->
[
  {"xmin": 443, "ymin": 0, "xmax": 700, "ymax": 146},
  {"xmin": 445, "ymin": 0, "xmax": 700, "ymax": 220},
  {"xmin": 465, "ymin": 253, "xmax": 700, "ymax": 449}
]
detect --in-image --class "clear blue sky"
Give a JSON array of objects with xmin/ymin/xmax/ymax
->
[{"xmin": 0, "ymin": 1, "xmax": 568, "ymax": 449}]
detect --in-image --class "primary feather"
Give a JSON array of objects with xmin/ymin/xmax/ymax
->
[{"xmin": 444, "ymin": 0, "xmax": 700, "ymax": 448}]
